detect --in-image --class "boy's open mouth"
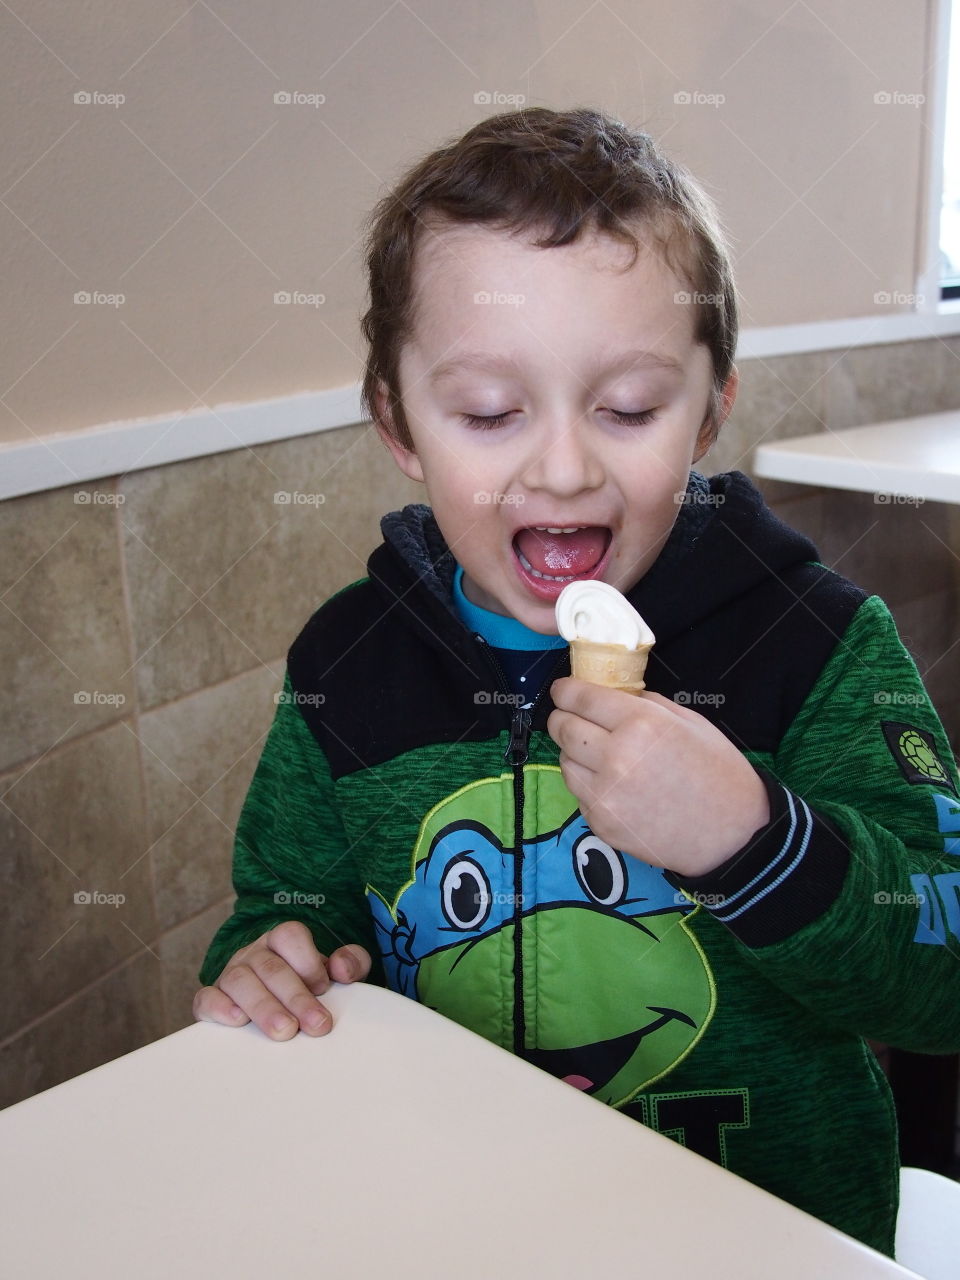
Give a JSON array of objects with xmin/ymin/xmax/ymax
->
[{"xmin": 512, "ymin": 525, "xmax": 613, "ymax": 600}]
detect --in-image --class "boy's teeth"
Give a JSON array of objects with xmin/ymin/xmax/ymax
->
[
  {"xmin": 536, "ymin": 526, "xmax": 581, "ymax": 534},
  {"xmin": 516, "ymin": 548, "xmax": 576, "ymax": 582}
]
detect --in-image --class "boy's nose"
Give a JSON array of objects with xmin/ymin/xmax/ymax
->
[{"xmin": 519, "ymin": 420, "xmax": 604, "ymax": 497}]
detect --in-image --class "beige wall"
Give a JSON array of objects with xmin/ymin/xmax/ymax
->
[{"xmin": 0, "ymin": 0, "xmax": 934, "ymax": 444}]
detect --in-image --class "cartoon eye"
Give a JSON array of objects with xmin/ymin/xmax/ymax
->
[
  {"xmin": 573, "ymin": 834, "xmax": 627, "ymax": 906},
  {"xmin": 440, "ymin": 856, "xmax": 491, "ymax": 930}
]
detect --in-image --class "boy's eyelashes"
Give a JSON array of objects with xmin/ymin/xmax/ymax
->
[{"xmin": 459, "ymin": 407, "xmax": 659, "ymax": 430}]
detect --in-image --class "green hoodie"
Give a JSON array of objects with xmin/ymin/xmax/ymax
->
[{"xmin": 201, "ymin": 471, "xmax": 960, "ymax": 1257}]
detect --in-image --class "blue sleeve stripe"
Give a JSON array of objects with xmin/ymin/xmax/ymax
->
[
  {"xmin": 714, "ymin": 790, "xmax": 813, "ymax": 923},
  {"xmin": 709, "ymin": 787, "xmax": 800, "ymax": 911}
]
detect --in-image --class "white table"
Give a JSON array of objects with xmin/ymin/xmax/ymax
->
[
  {"xmin": 0, "ymin": 983, "xmax": 918, "ymax": 1279},
  {"xmin": 753, "ymin": 410, "xmax": 960, "ymax": 503}
]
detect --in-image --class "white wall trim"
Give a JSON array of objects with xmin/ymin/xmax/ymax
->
[
  {"xmin": 3, "ymin": 309, "xmax": 960, "ymax": 502},
  {"xmin": 1, "ymin": 384, "xmax": 366, "ymax": 502},
  {"xmin": 735, "ymin": 305, "xmax": 960, "ymax": 358}
]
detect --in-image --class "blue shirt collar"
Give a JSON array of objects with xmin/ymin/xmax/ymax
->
[{"xmin": 452, "ymin": 566, "xmax": 567, "ymax": 651}]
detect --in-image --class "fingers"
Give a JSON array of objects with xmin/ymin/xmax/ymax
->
[
  {"xmin": 547, "ymin": 706, "xmax": 605, "ymax": 768},
  {"xmin": 195, "ymin": 924, "xmax": 372, "ymax": 1044},
  {"xmin": 326, "ymin": 944, "xmax": 372, "ymax": 983},
  {"xmin": 550, "ymin": 677, "xmax": 647, "ymax": 727},
  {"xmin": 218, "ymin": 953, "xmax": 333, "ymax": 1042},
  {"xmin": 193, "ymin": 984, "xmax": 250, "ymax": 1027},
  {"xmin": 265, "ymin": 920, "xmax": 335, "ymax": 996}
]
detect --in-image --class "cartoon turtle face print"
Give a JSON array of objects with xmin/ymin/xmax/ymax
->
[{"xmin": 367, "ymin": 765, "xmax": 715, "ymax": 1108}]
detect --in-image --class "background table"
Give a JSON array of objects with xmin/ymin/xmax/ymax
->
[
  {"xmin": 0, "ymin": 983, "xmax": 919, "ymax": 1278},
  {"xmin": 752, "ymin": 409, "xmax": 960, "ymax": 503}
]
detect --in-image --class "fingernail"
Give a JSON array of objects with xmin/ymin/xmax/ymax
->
[
  {"xmin": 271, "ymin": 1015, "xmax": 296, "ymax": 1036},
  {"xmin": 305, "ymin": 1008, "xmax": 330, "ymax": 1032},
  {"xmin": 340, "ymin": 954, "xmax": 357, "ymax": 980}
]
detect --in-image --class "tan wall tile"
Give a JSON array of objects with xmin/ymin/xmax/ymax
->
[
  {"xmin": 822, "ymin": 339, "xmax": 959, "ymax": 431},
  {"xmin": 138, "ymin": 664, "xmax": 284, "ymax": 932},
  {"xmin": 765, "ymin": 490, "xmax": 959, "ymax": 607},
  {"xmin": 0, "ymin": 951, "xmax": 165, "ymax": 1112},
  {"xmin": 157, "ymin": 895, "xmax": 237, "ymax": 1037},
  {"xmin": 701, "ymin": 351, "xmax": 829, "ymax": 477},
  {"xmin": 0, "ymin": 481, "xmax": 135, "ymax": 773},
  {"xmin": 812, "ymin": 492, "xmax": 956, "ymax": 607},
  {"xmin": 0, "ymin": 723, "xmax": 154, "ymax": 1041},
  {"xmin": 121, "ymin": 423, "xmax": 421, "ymax": 708}
]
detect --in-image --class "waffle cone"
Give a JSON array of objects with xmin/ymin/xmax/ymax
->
[{"xmin": 569, "ymin": 638, "xmax": 652, "ymax": 695}]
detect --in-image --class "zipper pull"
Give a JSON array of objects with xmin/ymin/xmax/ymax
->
[{"xmin": 505, "ymin": 707, "xmax": 532, "ymax": 766}]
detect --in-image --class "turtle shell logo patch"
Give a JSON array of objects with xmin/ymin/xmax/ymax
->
[{"xmin": 881, "ymin": 721, "xmax": 958, "ymax": 796}]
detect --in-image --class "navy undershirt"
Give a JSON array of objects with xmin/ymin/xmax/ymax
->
[{"xmin": 452, "ymin": 565, "xmax": 567, "ymax": 706}]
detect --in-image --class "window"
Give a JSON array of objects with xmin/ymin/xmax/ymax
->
[{"xmin": 941, "ymin": 0, "xmax": 960, "ymax": 298}]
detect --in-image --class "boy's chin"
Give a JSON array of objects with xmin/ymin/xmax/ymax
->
[
  {"xmin": 462, "ymin": 574, "xmax": 561, "ymax": 633},
  {"xmin": 510, "ymin": 594, "xmax": 570, "ymax": 635}
]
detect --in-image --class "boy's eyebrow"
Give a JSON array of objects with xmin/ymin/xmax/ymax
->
[{"xmin": 427, "ymin": 349, "xmax": 684, "ymax": 383}]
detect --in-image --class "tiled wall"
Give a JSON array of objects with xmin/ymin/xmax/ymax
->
[{"xmin": 2, "ymin": 337, "xmax": 959, "ymax": 1109}]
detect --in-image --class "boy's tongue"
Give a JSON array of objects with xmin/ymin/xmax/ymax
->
[{"xmin": 514, "ymin": 526, "xmax": 608, "ymax": 578}]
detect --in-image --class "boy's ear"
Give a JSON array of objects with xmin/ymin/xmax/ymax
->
[
  {"xmin": 372, "ymin": 383, "xmax": 424, "ymax": 483},
  {"xmin": 693, "ymin": 366, "xmax": 739, "ymax": 462}
]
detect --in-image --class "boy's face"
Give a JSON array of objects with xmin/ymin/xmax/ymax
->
[{"xmin": 377, "ymin": 222, "xmax": 737, "ymax": 635}]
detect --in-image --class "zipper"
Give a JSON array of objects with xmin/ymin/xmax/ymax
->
[{"xmin": 474, "ymin": 637, "xmax": 569, "ymax": 1057}]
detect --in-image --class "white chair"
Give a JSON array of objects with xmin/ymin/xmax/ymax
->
[{"xmin": 895, "ymin": 1165, "xmax": 960, "ymax": 1278}]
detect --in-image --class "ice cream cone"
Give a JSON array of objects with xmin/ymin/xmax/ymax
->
[{"xmin": 569, "ymin": 637, "xmax": 652, "ymax": 695}]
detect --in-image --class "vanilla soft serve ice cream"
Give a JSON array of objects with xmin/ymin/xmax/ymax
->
[{"xmin": 556, "ymin": 581, "xmax": 655, "ymax": 695}]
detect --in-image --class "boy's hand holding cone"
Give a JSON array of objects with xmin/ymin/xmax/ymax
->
[{"xmin": 549, "ymin": 580, "xmax": 769, "ymax": 874}]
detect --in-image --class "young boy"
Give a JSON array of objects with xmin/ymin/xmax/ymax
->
[{"xmin": 194, "ymin": 106, "xmax": 960, "ymax": 1256}]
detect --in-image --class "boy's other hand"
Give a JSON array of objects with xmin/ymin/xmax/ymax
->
[
  {"xmin": 192, "ymin": 921, "xmax": 371, "ymax": 1041},
  {"xmin": 548, "ymin": 677, "xmax": 770, "ymax": 878}
]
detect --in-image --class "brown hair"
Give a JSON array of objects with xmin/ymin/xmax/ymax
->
[{"xmin": 360, "ymin": 106, "xmax": 737, "ymax": 451}]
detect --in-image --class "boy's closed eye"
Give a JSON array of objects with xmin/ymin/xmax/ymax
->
[{"xmin": 459, "ymin": 407, "xmax": 660, "ymax": 429}]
